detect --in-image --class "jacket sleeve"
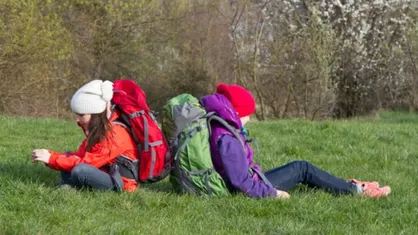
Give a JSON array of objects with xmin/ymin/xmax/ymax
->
[
  {"xmin": 217, "ymin": 135, "xmax": 277, "ymax": 198},
  {"xmin": 68, "ymin": 140, "xmax": 87, "ymax": 157},
  {"xmin": 48, "ymin": 126, "xmax": 127, "ymax": 172},
  {"xmin": 49, "ymin": 139, "xmax": 87, "ymax": 159}
]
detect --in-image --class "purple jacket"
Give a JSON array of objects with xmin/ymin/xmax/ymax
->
[{"xmin": 200, "ymin": 94, "xmax": 277, "ymax": 198}]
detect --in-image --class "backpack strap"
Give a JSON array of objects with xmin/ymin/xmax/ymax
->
[
  {"xmin": 113, "ymin": 109, "xmax": 167, "ymax": 182},
  {"xmin": 246, "ymin": 137, "xmax": 261, "ymax": 165},
  {"xmin": 111, "ymin": 106, "xmax": 143, "ymax": 150},
  {"xmin": 249, "ymin": 165, "xmax": 272, "ymax": 187},
  {"xmin": 173, "ymin": 122, "xmax": 207, "ymax": 160},
  {"xmin": 208, "ymin": 115, "xmax": 260, "ymax": 164},
  {"xmin": 113, "ymin": 89, "xmax": 127, "ymax": 95},
  {"xmin": 186, "ymin": 168, "xmax": 214, "ymax": 196},
  {"xmin": 206, "ymin": 114, "xmax": 245, "ymax": 148},
  {"xmin": 112, "ymin": 121, "xmax": 128, "ymax": 129},
  {"xmin": 206, "ymin": 114, "xmax": 272, "ymax": 186},
  {"xmin": 111, "ymin": 121, "xmax": 140, "ymax": 182},
  {"xmin": 129, "ymin": 110, "xmax": 149, "ymax": 152},
  {"xmin": 148, "ymin": 140, "xmax": 163, "ymax": 179}
]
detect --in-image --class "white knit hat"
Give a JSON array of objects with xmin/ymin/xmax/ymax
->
[{"xmin": 71, "ymin": 80, "xmax": 114, "ymax": 114}]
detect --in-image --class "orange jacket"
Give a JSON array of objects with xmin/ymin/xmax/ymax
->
[{"xmin": 48, "ymin": 111, "xmax": 139, "ymax": 192}]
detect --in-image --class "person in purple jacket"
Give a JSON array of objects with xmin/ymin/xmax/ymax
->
[{"xmin": 200, "ymin": 83, "xmax": 391, "ymax": 199}]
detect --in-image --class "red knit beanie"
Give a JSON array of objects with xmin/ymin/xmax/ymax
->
[{"xmin": 216, "ymin": 83, "xmax": 256, "ymax": 117}]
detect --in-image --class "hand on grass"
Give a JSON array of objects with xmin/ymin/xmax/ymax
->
[
  {"xmin": 32, "ymin": 149, "xmax": 51, "ymax": 164},
  {"xmin": 276, "ymin": 190, "xmax": 290, "ymax": 199}
]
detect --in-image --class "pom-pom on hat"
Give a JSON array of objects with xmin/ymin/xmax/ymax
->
[
  {"xmin": 71, "ymin": 80, "xmax": 114, "ymax": 114},
  {"xmin": 216, "ymin": 83, "xmax": 256, "ymax": 118}
]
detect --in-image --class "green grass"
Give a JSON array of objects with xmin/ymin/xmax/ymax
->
[{"xmin": 0, "ymin": 112, "xmax": 417, "ymax": 234}]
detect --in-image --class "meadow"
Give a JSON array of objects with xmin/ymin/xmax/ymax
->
[{"xmin": 0, "ymin": 112, "xmax": 417, "ymax": 234}]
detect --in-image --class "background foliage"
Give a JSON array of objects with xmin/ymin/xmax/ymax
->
[{"xmin": 0, "ymin": 0, "xmax": 417, "ymax": 119}]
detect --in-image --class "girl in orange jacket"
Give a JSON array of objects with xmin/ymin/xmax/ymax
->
[{"xmin": 32, "ymin": 80, "xmax": 139, "ymax": 192}]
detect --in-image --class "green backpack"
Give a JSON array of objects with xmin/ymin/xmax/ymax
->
[{"xmin": 161, "ymin": 94, "xmax": 231, "ymax": 197}]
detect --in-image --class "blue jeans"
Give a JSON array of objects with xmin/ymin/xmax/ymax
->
[
  {"xmin": 265, "ymin": 161, "xmax": 356, "ymax": 195},
  {"xmin": 60, "ymin": 164, "xmax": 123, "ymax": 191}
]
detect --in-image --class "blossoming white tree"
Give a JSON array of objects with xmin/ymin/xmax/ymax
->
[{"xmin": 231, "ymin": 0, "xmax": 416, "ymax": 119}]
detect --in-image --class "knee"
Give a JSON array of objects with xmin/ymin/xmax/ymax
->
[
  {"xmin": 289, "ymin": 160, "xmax": 314, "ymax": 171},
  {"xmin": 290, "ymin": 160, "xmax": 311, "ymax": 166},
  {"xmin": 71, "ymin": 164, "xmax": 91, "ymax": 178}
]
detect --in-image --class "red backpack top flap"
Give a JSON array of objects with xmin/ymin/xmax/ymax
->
[{"xmin": 112, "ymin": 79, "xmax": 150, "ymax": 112}]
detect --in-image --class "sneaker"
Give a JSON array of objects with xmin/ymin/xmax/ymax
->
[
  {"xmin": 361, "ymin": 185, "xmax": 391, "ymax": 198},
  {"xmin": 56, "ymin": 184, "xmax": 74, "ymax": 190},
  {"xmin": 54, "ymin": 180, "xmax": 75, "ymax": 190},
  {"xmin": 349, "ymin": 179, "xmax": 380, "ymax": 188},
  {"xmin": 54, "ymin": 179, "xmax": 65, "ymax": 187},
  {"xmin": 349, "ymin": 178, "xmax": 391, "ymax": 198}
]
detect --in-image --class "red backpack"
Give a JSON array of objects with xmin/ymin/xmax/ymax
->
[{"xmin": 111, "ymin": 79, "xmax": 171, "ymax": 183}]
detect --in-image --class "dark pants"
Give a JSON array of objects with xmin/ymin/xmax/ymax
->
[
  {"xmin": 265, "ymin": 161, "xmax": 356, "ymax": 195},
  {"xmin": 60, "ymin": 164, "xmax": 122, "ymax": 191}
]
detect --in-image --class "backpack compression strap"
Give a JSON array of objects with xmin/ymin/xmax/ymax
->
[{"xmin": 173, "ymin": 122, "xmax": 207, "ymax": 161}]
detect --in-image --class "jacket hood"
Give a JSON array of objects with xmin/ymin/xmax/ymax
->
[{"xmin": 200, "ymin": 93, "xmax": 242, "ymax": 130}]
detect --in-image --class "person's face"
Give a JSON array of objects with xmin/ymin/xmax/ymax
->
[
  {"xmin": 75, "ymin": 113, "xmax": 91, "ymax": 129},
  {"xmin": 240, "ymin": 115, "xmax": 250, "ymax": 126}
]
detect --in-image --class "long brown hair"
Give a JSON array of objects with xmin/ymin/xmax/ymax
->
[{"xmin": 86, "ymin": 110, "xmax": 112, "ymax": 151}]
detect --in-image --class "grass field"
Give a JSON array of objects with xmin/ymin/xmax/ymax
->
[{"xmin": 0, "ymin": 112, "xmax": 417, "ymax": 234}]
